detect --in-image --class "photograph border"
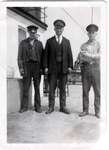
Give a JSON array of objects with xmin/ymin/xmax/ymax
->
[{"xmin": 0, "ymin": 1, "xmax": 108, "ymax": 150}]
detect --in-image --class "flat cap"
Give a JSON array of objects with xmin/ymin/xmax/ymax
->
[
  {"xmin": 86, "ymin": 24, "xmax": 99, "ymax": 32},
  {"xmin": 27, "ymin": 25, "xmax": 38, "ymax": 32},
  {"xmin": 53, "ymin": 19, "xmax": 65, "ymax": 27}
]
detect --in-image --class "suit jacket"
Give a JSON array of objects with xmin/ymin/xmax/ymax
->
[
  {"xmin": 44, "ymin": 36, "xmax": 73, "ymax": 74},
  {"xmin": 18, "ymin": 38, "xmax": 43, "ymax": 76}
]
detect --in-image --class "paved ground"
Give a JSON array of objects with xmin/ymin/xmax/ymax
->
[{"xmin": 7, "ymin": 85, "xmax": 104, "ymax": 143}]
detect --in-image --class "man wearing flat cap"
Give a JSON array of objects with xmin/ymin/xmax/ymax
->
[
  {"xmin": 18, "ymin": 25, "xmax": 44, "ymax": 113},
  {"xmin": 44, "ymin": 19, "xmax": 73, "ymax": 114},
  {"xmin": 75, "ymin": 24, "xmax": 100, "ymax": 118}
]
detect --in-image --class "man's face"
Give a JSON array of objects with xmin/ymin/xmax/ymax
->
[
  {"xmin": 54, "ymin": 26, "xmax": 64, "ymax": 36},
  {"xmin": 88, "ymin": 31, "xmax": 97, "ymax": 40},
  {"xmin": 28, "ymin": 30, "xmax": 37, "ymax": 40}
]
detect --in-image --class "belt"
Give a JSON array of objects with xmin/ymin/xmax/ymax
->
[{"xmin": 81, "ymin": 62, "xmax": 99, "ymax": 66}]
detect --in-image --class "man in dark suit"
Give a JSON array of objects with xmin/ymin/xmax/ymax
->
[
  {"xmin": 18, "ymin": 25, "xmax": 43, "ymax": 113},
  {"xmin": 44, "ymin": 19, "xmax": 73, "ymax": 114}
]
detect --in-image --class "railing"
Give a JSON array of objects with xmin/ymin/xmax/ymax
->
[
  {"xmin": 67, "ymin": 70, "xmax": 82, "ymax": 85},
  {"xmin": 40, "ymin": 7, "xmax": 47, "ymax": 24}
]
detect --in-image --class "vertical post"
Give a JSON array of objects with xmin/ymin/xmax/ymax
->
[
  {"xmin": 91, "ymin": 7, "xmax": 94, "ymax": 24},
  {"xmin": 44, "ymin": 7, "xmax": 46, "ymax": 23}
]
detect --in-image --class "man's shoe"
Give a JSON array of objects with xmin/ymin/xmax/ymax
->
[
  {"xmin": 95, "ymin": 113, "xmax": 100, "ymax": 119},
  {"xmin": 19, "ymin": 108, "xmax": 28, "ymax": 113},
  {"xmin": 45, "ymin": 108, "xmax": 54, "ymax": 114},
  {"xmin": 79, "ymin": 111, "xmax": 88, "ymax": 117},
  {"xmin": 35, "ymin": 108, "xmax": 42, "ymax": 113},
  {"xmin": 60, "ymin": 108, "xmax": 70, "ymax": 114}
]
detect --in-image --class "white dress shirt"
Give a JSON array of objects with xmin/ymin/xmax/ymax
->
[
  {"xmin": 55, "ymin": 35, "xmax": 63, "ymax": 44},
  {"xmin": 78, "ymin": 39, "xmax": 100, "ymax": 64}
]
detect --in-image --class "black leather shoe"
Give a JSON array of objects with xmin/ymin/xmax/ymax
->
[
  {"xmin": 79, "ymin": 111, "xmax": 89, "ymax": 117},
  {"xmin": 45, "ymin": 108, "xmax": 54, "ymax": 114},
  {"xmin": 35, "ymin": 108, "xmax": 42, "ymax": 113},
  {"xmin": 95, "ymin": 113, "xmax": 100, "ymax": 119},
  {"xmin": 60, "ymin": 108, "xmax": 70, "ymax": 114},
  {"xmin": 19, "ymin": 108, "xmax": 28, "ymax": 113}
]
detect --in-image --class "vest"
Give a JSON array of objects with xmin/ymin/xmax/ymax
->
[
  {"xmin": 28, "ymin": 40, "xmax": 39, "ymax": 62},
  {"xmin": 55, "ymin": 42, "xmax": 63, "ymax": 63}
]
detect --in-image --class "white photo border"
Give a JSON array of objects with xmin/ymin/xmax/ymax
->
[{"xmin": 0, "ymin": 1, "xmax": 108, "ymax": 150}]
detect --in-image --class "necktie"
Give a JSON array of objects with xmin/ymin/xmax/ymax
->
[{"xmin": 58, "ymin": 36, "xmax": 60, "ymax": 44}]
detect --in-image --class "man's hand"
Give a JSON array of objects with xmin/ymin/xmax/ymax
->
[
  {"xmin": 79, "ymin": 52, "xmax": 93, "ymax": 63},
  {"xmin": 20, "ymin": 68, "xmax": 24, "ymax": 76},
  {"xmin": 74, "ymin": 60, "xmax": 80, "ymax": 70},
  {"xmin": 68, "ymin": 67, "xmax": 72, "ymax": 74},
  {"xmin": 40, "ymin": 69, "xmax": 43, "ymax": 74},
  {"xmin": 45, "ymin": 68, "xmax": 48, "ymax": 75}
]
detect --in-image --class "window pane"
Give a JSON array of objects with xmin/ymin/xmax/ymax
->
[{"xmin": 18, "ymin": 26, "xmax": 26, "ymax": 44}]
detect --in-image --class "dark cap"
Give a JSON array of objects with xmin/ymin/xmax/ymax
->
[
  {"xmin": 86, "ymin": 24, "xmax": 99, "ymax": 32},
  {"xmin": 53, "ymin": 19, "xmax": 65, "ymax": 28},
  {"xmin": 27, "ymin": 25, "xmax": 38, "ymax": 32}
]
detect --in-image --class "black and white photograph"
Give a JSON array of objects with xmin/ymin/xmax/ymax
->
[{"xmin": 0, "ymin": 1, "xmax": 108, "ymax": 150}]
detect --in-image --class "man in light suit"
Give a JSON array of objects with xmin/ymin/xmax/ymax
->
[
  {"xmin": 75, "ymin": 24, "xmax": 100, "ymax": 118},
  {"xmin": 44, "ymin": 19, "xmax": 73, "ymax": 114}
]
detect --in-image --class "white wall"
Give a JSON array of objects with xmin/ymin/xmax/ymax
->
[{"xmin": 44, "ymin": 7, "xmax": 101, "ymax": 62}]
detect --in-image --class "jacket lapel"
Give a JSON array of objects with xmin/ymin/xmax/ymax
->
[{"xmin": 61, "ymin": 37, "xmax": 66, "ymax": 59}]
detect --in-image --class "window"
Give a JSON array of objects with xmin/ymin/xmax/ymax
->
[{"xmin": 18, "ymin": 26, "xmax": 26, "ymax": 44}]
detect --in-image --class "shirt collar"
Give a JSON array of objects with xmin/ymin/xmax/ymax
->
[
  {"xmin": 27, "ymin": 37, "xmax": 38, "ymax": 42},
  {"xmin": 55, "ymin": 35, "xmax": 63, "ymax": 44},
  {"xmin": 87, "ymin": 39, "xmax": 96, "ymax": 44}
]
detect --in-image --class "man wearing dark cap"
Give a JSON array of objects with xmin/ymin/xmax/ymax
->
[
  {"xmin": 44, "ymin": 19, "xmax": 73, "ymax": 114},
  {"xmin": 18, "ymin": 25, "xmax": 43, "ymax": 113},
  {"xmin": 75, "ymin": 24, "xmax": 100, "ymax": 118}
]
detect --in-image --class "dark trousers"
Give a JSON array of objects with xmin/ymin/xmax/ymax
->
[
  {"xmin": 48, "ymin": 63, "xmax": 67, "ymax": 109},
  {"xmin": 21, "ymin": 61, "xmax": 41, "ymax": 110},
  {"xmin": 81, "ymin": 64, "xmax": 100, "ymax": 114}
]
